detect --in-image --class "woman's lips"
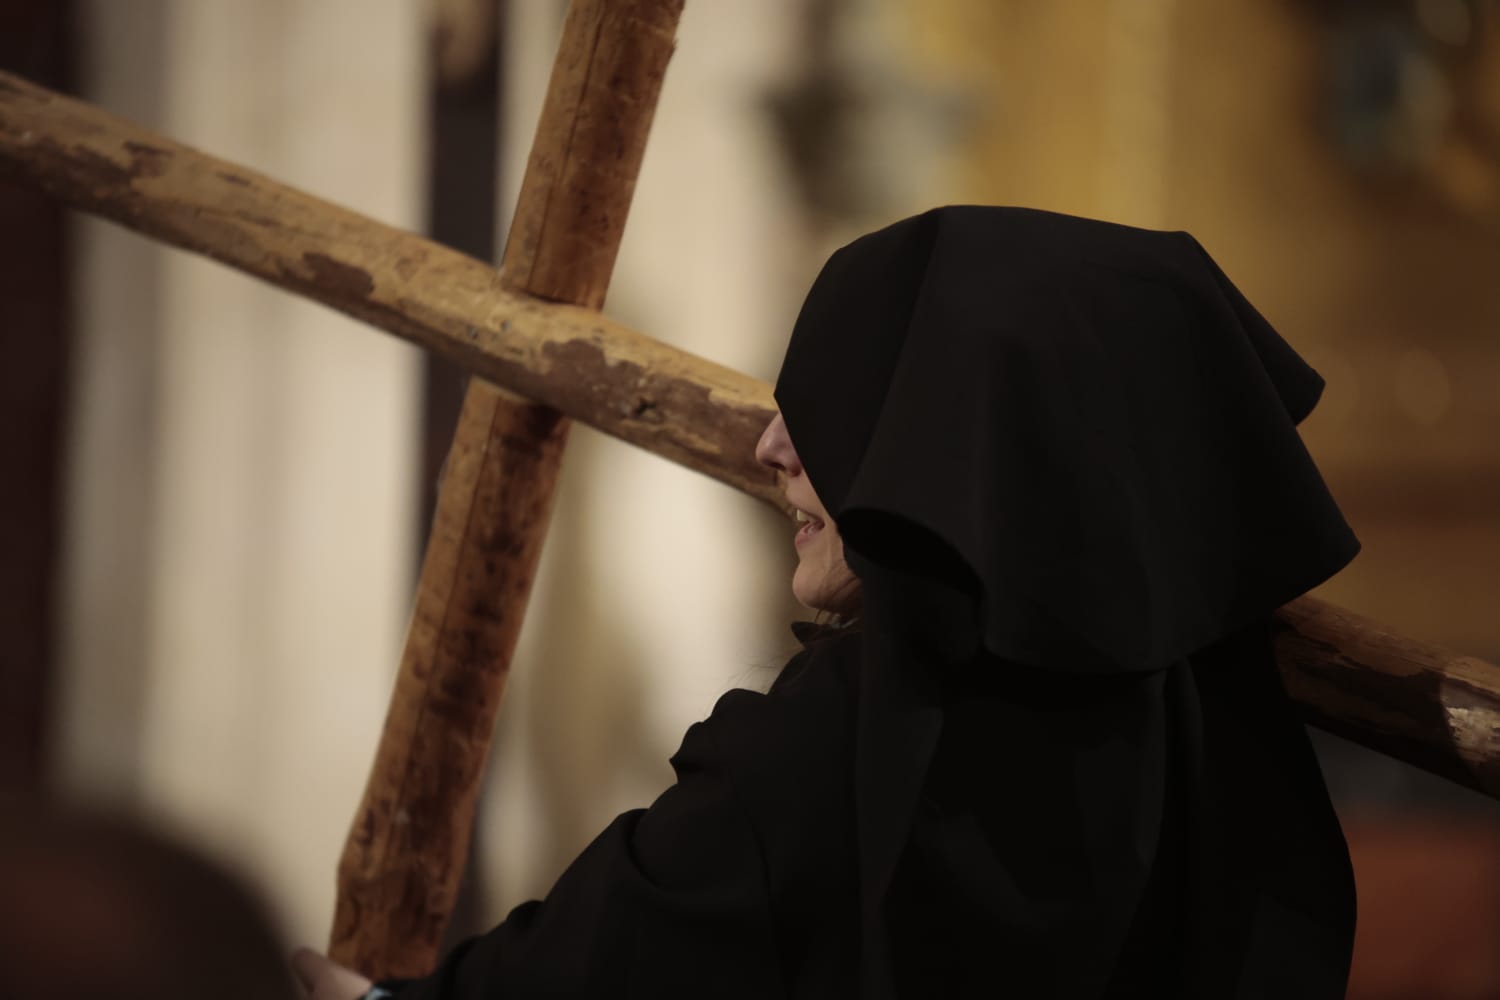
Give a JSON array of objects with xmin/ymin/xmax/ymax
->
[{"xmin": 794, "ymin": 509, "xmax": 824, "ymax": 548}]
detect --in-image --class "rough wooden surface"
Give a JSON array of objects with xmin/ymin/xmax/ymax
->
[
  {"xmin": 3, "ymin": 68, "xmax": 1500, "ymax": 796},
  {"xmin": 1275, "ymin": 596, "xmax": 1500, "ymax": 798},
  {"xmin": 0, "ymin": 66, "xmax": 779, "ymax": 509},
  {"xmin": 327, "ymin": 0, "xmax": 685, "ymax": 978},
  {"xmin": 330, "ymin": 396, "xmax": 568, "ymax": 977}
]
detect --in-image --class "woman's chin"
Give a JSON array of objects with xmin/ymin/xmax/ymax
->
[
  {"xmin": 791, "ymin": 580, "xmax": 818, "ymax": 612},
  {"xmin": 792, "ymin": 568, "xmax": 858, "ymax": 617},
  {"xmin": 791, "ymin": 568, "xmax": 827, "ymax": 613}
]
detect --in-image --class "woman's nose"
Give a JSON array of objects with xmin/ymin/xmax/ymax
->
[{"xmin": 755, "ymin": 413, "xmax": 801, "ymax": 476}]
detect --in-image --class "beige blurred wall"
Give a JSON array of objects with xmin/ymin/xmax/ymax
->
[{"xmin": 58, "ymin": 0, "xmax": 426, "ymax": 943}]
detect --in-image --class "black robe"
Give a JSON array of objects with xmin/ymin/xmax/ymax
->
[
  {"xmin": 382, "ymin": 620, "xmax": 1352, "ymax": 999},
  {"xmin": 384, "ymin": 627, "xmax": 861, "ymax": 1000}
]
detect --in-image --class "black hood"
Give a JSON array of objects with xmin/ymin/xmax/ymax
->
[{"xmin": 775, "ymin": 205, "xmax": 1358, "ymax": 671}]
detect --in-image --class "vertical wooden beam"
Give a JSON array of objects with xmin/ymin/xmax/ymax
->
[{"xmin": 329, "ymin": 0, "xmax": 684, "ymax": 979}]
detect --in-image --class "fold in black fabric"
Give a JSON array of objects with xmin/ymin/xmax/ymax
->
[{"xmin": 383, "ymin": 206, "xmax": 1358, "ymax": 998}]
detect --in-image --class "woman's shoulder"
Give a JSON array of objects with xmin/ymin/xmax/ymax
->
[
  {"xmin": 671, "ymin": 628, "xmax": 862, "ymax": 896},
  {"xmin": 674, "ymin": 627, "xmax": 861, "ymax": 794}
]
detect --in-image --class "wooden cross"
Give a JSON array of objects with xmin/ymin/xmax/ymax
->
[{"xmin": 2, "ymin": 0, "xmax": 1499, "ymax": 979}]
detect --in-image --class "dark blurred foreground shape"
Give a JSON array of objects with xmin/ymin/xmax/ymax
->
[
  {"xmin": 0, "ymin": 802, "xmax": 299, "ymax": 1000},
  {"xmin": 0, "ymin": 0, "xmax": 72, "ymax": 796}
]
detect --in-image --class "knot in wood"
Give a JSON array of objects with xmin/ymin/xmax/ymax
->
[{"xmin": 628, "ymin": 395, "xmax": 661, "ymax": 422}]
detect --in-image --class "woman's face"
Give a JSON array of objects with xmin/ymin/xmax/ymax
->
[{"xmin": 755, "ymin": 413, "xmax": 861, "ymax": 616}]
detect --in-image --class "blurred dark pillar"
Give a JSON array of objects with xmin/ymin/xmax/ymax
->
[
  {"xmin": 419, "ymin": 0, "xmax": 506, "ymax": 943},
  {"xmin": 418, "ymin": 0, "xmax": 505, "ymax": 538},
  {"xmin": 0, "ymin": 0, "xmax": 74, "ymax": 792}
]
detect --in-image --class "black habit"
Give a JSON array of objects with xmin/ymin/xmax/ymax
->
[{"xmin": 381, "ymin": 206, "xmax": 1359, "ymax": 999}]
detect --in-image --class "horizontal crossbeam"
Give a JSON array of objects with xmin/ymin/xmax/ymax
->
[
  {"xmin": 3, "ymin": 69, "xmax": 1497, "ymax": 799},
  {"xmin": 0, "ymin": 71, "xmax": 778, "ymax": 507}
]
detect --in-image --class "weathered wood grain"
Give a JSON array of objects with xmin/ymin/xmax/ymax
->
[
  {"xmin": 1275, "ymin": 597, "xmax": 1500, "ymax": 797},
  {"xmin": 0, "ymin": 66, "xmax": 780, "ymax": 509},
  {"xmin": 330, "ymin": 395, "xmax": 568, "ymax": 977},
  {"xmin": 326, "ymin": 0, "xmax": 685, "ymax": 978}
]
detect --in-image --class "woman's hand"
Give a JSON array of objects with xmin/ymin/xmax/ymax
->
[{"xmin": 290, "ymin": 947, "xmax": 374, "ymax": 1000}]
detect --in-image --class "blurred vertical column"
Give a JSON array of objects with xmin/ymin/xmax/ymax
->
[
  {"xmin": 418, "ymin": 0, "xmax": 502, "ymax": 539},
  {"xmin": 55, "ymin": 0, "xmax": 167, "ymax": 803},
  {"xmin": 0, "ymin": 0, "xmax": 73, "ymax": 793}
]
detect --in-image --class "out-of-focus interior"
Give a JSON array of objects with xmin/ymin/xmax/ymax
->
[{"xmin": 3, "ymin": 1, "xmax": 1498, "ymax": 995}]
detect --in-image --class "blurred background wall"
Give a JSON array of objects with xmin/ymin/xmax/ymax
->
[
  {"xmin": 50, "ymin": 0, "xmax": 428, "ymax": 944},
  {"xmin": 2, "ymin": 0, "xmax": 1498, "ymax": 995}
]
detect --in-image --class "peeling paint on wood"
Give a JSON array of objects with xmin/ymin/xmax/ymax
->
[
  {"xmin": 302, "ymin": 252, "xmax": 375, "ymax": 300},
  {"xmin": 120, "ymin": 140, "xmax": 169, "ymax": 177},
  {"xmin": 0, "ymin": 65, "xmax": 777, "ymax": 504}
]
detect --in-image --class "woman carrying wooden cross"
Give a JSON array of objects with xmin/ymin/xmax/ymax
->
[{"xmin": 296, "ymin": 205, "xmax": 1358, "ymax": 999}]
